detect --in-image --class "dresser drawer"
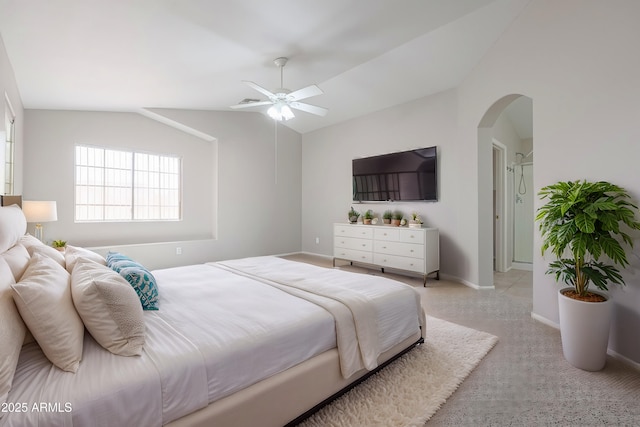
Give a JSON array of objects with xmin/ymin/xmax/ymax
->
[
  {"xmin": 334, "ymin": 248, "xmax": 374, "ymax": 264},
  {"xmin": 373, "ymin": 253, "xmax": 424, "ymax": 273},
  {"xmin": 399, "ymin": 229, "xmax": 425, "ymax": 244},
  {"xmin": 373, "ymin": 228, "xmax": 400, "ymax": 241},
  {"xmin": 374, "ymin": 240, "xmax": 424, "ymax": 259},
  {"xmin": 334, "ymin": 236, "xmax": 373, "ymax": 252},
  {"xmin": 334, "ymin": 225, "xmax": 374, "ymax": 239}
]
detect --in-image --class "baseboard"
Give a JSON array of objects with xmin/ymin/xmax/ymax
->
[
  {"xmin": 299, "ymin": 251, "xmax": 334, "ymax": 261},
  {"xmin": 531, "ymin": 312, "xmax": 559, "ymax": 329},
  {"xmin": 608, "ymin": 349, "xmax": 640, "ymax": 372},
  {"xmin": 439, "ymin": 273, "xmax": 491, "ymax": 290},
  {"xmin": 511, "ymin": 262, "xmax": 533, "ymax": 271}
]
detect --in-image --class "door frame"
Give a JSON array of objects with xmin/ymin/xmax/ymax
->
[{"xmin": 492, "ymin": 139, "xmax": 508, "ymax": 272}]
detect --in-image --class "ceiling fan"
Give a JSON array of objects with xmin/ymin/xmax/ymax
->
[{"xmin": 230, "ymin": 57, "xmax": 328, "ymax": 121}]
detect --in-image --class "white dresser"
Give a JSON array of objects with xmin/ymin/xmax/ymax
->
[{"xmin": 333, "ymin": 223, "xmax": 439, "ymax": 285}]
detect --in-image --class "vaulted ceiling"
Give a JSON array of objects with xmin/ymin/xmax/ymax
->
[{"xmin": 0, "ymin": 0, "xmax": 530, "ymax": 133}]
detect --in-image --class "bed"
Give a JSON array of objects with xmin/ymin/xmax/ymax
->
[{"xmin": 0, "ymin": 203, "xmax": 425, "ymax": 427}]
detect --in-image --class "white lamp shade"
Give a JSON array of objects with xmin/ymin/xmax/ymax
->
[{"xmin": 22, "ymin": 201, "xmax": 58, "ymax": 223}]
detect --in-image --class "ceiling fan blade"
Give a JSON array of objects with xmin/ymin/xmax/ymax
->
[
  {"xmin": 229, "ymin": 101, "xmax": 273, "ymax": 109},
  {"xmin": 287, "ymin": 84, "xmax": 323, "ymax": 102},
  {"xmin": 242, "ymin": 81, "xmax": 276, "ymax": 99},
  {"xmin": 289, "ymin": 102, "xmax": 328, "ymax": 117}
]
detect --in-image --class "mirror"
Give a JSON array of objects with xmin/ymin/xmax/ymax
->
[{"xmin": 3, "ymin": 93, "xmax": 15, "ymax": 195}]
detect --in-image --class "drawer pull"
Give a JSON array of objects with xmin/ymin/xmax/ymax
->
[
  {"xmin": 362, "ymin": 244, "xmax": 366, "ymax": 247},
  {"xmin": 410, "ymin": 249, "xmax": 414, "ymax": 253},
  {"xmin": 410, "ymin": 235, "xmax": 415, "ymax": 239}
]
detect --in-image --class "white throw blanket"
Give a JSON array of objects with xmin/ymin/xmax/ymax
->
[{"xmin": 214, "ymin": 257, "xmax": 390, "ymax": 378}]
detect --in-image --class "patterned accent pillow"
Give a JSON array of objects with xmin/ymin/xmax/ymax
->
[
  {"xmin": 118, "ymin": 266, "xmax": 159, "ymax": 311},
  {"xmin": 105, "ymin": 251, "xmax": 133, "ymax": 267},
  {"xmin": 109, "ymin": 259, "xmax": 141, "ymax": 272},
  {"xmin": 106, "ymin": 252, "xmax": 159, "ymax": 310}
]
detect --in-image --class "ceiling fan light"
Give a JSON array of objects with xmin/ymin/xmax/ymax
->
[
  {"xmin": 267, "ymin": 105, "xmax": 282, "ymax": 121},
  {"xmin": 281, "ymin": 105, "xmax": 294, "ymax": 120}
]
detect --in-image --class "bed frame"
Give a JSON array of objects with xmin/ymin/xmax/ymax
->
[{"xmin": 168, "ymin": 332, "xmax": 423, "ymax": 427}]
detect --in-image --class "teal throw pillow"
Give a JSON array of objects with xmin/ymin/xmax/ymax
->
[
  {"xmin": 106, "ymin": 252, "xmax": 159, "ymax": 311},
  {"xmin": 118, "ymin": 266, "xmax": 159, "ymax": 311}
]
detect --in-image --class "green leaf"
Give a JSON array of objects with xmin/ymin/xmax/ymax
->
[{"xmin": 575, "ymin": 212, "xmax": 595, "ymax": 233}]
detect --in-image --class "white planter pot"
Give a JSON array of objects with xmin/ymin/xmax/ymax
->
[{"xmin": 558, "ymin": 287, "xmax": 612, "ymax": 371}]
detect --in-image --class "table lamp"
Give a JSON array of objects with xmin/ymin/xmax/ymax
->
[{"xmin": 22, "ymin": 200, "xmax": 58, "ymax": 242}]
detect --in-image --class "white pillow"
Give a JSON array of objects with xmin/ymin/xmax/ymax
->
[
  {"xmin": 2, "ymin": 244, "xmax": 30, "ymax": 282},
  {"xmin": 0, "ymin": 205, "xmax": 27, "ymax": 254},
  {"xmin": 71, "ymin": 259, "xmax": 145, "ymax": 356},
  {"xmin": 11, "ymin": 253, "xmax": 84, "ymax": 373},
  {"xmin": 0, "ymin": 259, "xmax": 27, "ymax": 416},
  {"xmin": 65, "ymin": 245, "xmax": 106, "ymax": 274},
  {"xmin": 29, "ymin": 244, "xmax": 66, "ymax": 269},
  {"xmin": 18, "ymin": 233, "xmax": 45, "ymax": 252}
]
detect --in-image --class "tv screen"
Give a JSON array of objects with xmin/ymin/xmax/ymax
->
[{"xmin": 352, "ymin": 146, "xmax": 437, "ymax": 202}]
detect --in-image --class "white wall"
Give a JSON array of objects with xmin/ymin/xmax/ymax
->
[
  {"xmin": 462, "ymin": 0, "xmax": 640, "ymax": 363},
  {"xmin": 23, "ymin": 109, "xmax": 303, "ymax": 266},
  {"xmin": 302, "ymin": 89, "xmax": 462, "ymax": 278},
  {"xmin": 302, "ymin": 0, "xmax": 640, "ymax": 363},
  {"xmin": 0, "ymin": 34, "xmax": 23, "ymax": 194},
  {"xmin": 24, "ymin": 110, "xmax": 214, "ymax": 245}
]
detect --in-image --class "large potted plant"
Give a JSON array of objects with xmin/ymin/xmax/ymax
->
[{"xmin": 536, "ymin": 180, "xmax": 640, "ymax": 371}]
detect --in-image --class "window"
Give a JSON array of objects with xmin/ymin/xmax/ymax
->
[{"xmin": 75, "ymin": 145, "xmax": 181, "ymax": 222}]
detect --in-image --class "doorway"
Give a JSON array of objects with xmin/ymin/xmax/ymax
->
[{"xmin": 477, "ymin": 94, "xmax": 533, "ymax": 287}]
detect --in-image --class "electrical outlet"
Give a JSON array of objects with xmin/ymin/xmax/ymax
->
[
  {"xmin": 315, "ymin": 237, "xmax": 320, "ymax": 244},
  {"xmin": 176, "ymin": 247, "xmax": 182, "ymax": 255}
]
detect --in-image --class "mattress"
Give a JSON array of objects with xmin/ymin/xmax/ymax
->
[{"xmin": 2, "ymin": 256, "xmax": 424, "ymax": 427}]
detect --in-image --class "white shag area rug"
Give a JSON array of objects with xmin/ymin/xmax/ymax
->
[{"xmin": 297, "ymin": 316, "xmax": 498, "ymax": 427}]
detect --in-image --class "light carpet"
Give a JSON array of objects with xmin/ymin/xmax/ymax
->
[{"xmin": 297, "ymin": 316, "xmax": 498, "ymax": 427}]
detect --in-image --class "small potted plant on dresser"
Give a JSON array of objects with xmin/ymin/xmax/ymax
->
[
  {"xmin": 363, "ymin": 209, "xmax": 374, "ymax": 225},
  {"xmin": 409, "ymin": 212, "xmax": 423, "ymax": 228},
  {"xmin": 391, "ymin": 211, "xmax": 403, "ymax": 227},
  {"xmin": 537, "ymin": 180, "xmax": 640, "ymax": 371},
  {"xmin": 348, "ymin": 207, "xmax": 360, "ymax": 224},
  {"xmin": 52, "ymin": 240, "xmax": 67, "ymax": 252},
  {"xmin": 383, "ymin": 210, "xmax": 393, "ymax": 225}
]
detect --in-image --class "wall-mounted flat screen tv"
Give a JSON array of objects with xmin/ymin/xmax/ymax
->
[{"xmin": 352, "ymin": 146, "xmax": 437, "ymax": 202}]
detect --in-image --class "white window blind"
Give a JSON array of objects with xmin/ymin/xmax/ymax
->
[{"xmin": 75, "ymin": 145, "xmax": 181, "ymax": 222}]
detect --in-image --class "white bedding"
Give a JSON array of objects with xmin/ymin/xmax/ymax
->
[
  {"xmin": 2, "ymin": 256, "xmax": 423, "ymax": 427},
  {"xmin": 216, "ymin": 256, "xmax": 426, "ymax": 377}
]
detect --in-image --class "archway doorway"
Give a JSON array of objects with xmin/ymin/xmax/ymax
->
[{"xmin": 477, "ymin": 94, "xmax": 533, "ymax": 287}]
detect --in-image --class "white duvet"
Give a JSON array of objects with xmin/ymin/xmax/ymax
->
[{"xmin": 2, "ymin": 257, "xmax": 423, "ymax": 427}]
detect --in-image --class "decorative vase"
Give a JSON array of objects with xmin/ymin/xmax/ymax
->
[
  {"xmin": 349, "ymin": 216, "xmax": 359, "ymax": 224},
  {"xmin": 391, "ymin": 219, "xmax": 401, "ymax": 227},
  {"xmin": 383, "ymin": 219, "xmax": 391, "ymax": 224},
  {"xmin": 557, "ymin": 287, "xmax": 612, "ymax": 371},
  {"xmin": 363, "ymin": 218, "xmax": 372, "ymax": 225}
]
